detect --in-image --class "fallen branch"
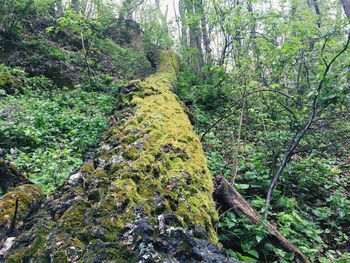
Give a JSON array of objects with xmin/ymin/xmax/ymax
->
[{"xmin": 213, "ymin": 175, "xmax": 310, "ymax": 263}]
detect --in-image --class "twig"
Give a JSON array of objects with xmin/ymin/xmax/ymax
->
[{"xmin": 201, "ymin": 89, "xmax": 301, "ymax": 141}]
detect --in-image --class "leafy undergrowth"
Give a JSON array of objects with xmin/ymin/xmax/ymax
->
[
  {"xmin": 204, "ymin": 131, "xmax": 350, "ymax": 262},
  {"xmin": 0, "ymin": 66, "xmax": 119, "ymax": 194},
  {"xmin": 176, "ymin": 71, "xmax": 350, "ymax": 262},
  {"xmin": 208, "ymin": 145, "xmax": 350, "ymax": 262}
]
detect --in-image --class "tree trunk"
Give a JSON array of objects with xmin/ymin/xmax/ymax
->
[
  {"xmin": 183, "ymin": 0, "xmax": 203, "ymax": 74},
  {"xmin": 179, "ymin": 0, "xmax": 188, "ymax": 52},
  {"xmin": 0, "ymin": 50, "xmax": 237, "ymax": 263},
  {"xmin": 341, "ymin": 0, "xmax": 350, "ymax": 18},
  {"xmin": 198, "ymin": 0, "xmax": 212, "ymax": 80},
  {"xmin": 71, "ymin": 0, "xmax": 80, "ymax": 12}
]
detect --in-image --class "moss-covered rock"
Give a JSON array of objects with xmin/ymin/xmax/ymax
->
[{"xmin": 0, "ymin": 70, "xmax": 23, "ymax": 94}]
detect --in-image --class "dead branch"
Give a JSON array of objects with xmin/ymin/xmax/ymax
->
[{"xmin": 214, "ymin": 175, "xmax": 311, "ymax": 263}]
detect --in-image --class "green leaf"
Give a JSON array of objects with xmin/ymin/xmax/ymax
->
[
  {"xmin": 236, "ymin": 252, "xmax": 257, "ymax": 262},
  {"xmin": 235, "ymin": 183, "xmax": 250, "ymax": 190}
]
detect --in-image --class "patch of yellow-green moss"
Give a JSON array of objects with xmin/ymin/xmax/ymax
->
[
  {"xmin": 48, "ymin": 237, "xmax": 85, "ymax": 262},
  {"xmin": 79, "ymin": 162, "xmax": 95, "ymax": 174},
  {"xmin": 4, "ymin": 50, "xmax": 219, "ymax": 261},
  {"xmin": 98, "ymin": 179, "xmax": 141, "ymax": 230},
  {"xmin": 0, "ymin": 71, "xmax": 15, "ymax": 88},
  {"xmin": 0, "ymin": 71, "xmax": 23, "ymax": 94},
  {"xmin": 0, "ymin": 184, "xmax": 43, "ymax": 240},
  {"xmin": 122, "ymin": 145, "xmax": 139, "ymax": 160},
  {"xmin": 59, "ymin": 200, "xmax": 90, "ymax": 233}
]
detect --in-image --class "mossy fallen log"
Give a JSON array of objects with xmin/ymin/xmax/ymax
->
[{"xmin": 1, "ymin": 50, "xmax": 238, "ymax": 262}]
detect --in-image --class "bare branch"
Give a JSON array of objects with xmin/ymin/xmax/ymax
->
[{"xmin": 201, "ymin": 89, "xmax": 301, "ymax": 141}]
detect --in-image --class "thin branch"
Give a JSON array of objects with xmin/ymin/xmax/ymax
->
[
  {"xmin": 265, "ymin": 33, "xmax": 350, "ymax": 217},
  {"xmin": 201, "ymin": 89, "xmax": 301, "ymax": 141}
]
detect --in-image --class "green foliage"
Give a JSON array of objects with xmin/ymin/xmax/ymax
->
[
  {"xmin": 139, "ymin": 4, "xmax": 173, "ymax": 51},
  {"xmin": 0, "ymin": 0, "xmax": 34, "ymax": 36},
  {"xmin": 93, "ymin": 38, "xmax": 154, "ymax": 79},
  {"xmin": 57, "ymin": 9, "xmax": 102, "ymax": 36},
  {"xmin": 0, "ymin": 0, "xmax": 158, "ymax": 195},
  {"xmin": 0, "ymin": 70, "xmax": 115, "ymax": 193},
  {"xmin": 207, "ymin": 136, "xmax": 350, "ymax": 261},
  {"xmin": 0, "ymin": 0, "xmax": 56, "ymax": 37},
  {"xmin": 1, "ymin": 0, "xmax": 350, "ymax": 260},
  {"xmin": 176, "ymin": 0, "xmax": 350, "ymax": 260}
]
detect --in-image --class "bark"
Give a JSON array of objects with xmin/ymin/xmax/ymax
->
[
  {"xmin": 341, "ymin": 0, "xmax": 350, "ymax": 18},
  {"xmin": 214, "ymin": 176, "xmax": 310, "ymax": 263},
  {"xmin": 184, "ymin": 0, "xmax": 203, "ymax": 74},
  {"xmin": 1, "ymin": 50, "xmax": 237, "ymax": 263},
  {"xmin": 179, "ymin": 0, "xmax": 188, "ymax": 51},
  {"xmin": 200, "ymin": 7, "xmax": 211, "ymax": 63},
  {"xmin": 311, "ymin": 0, "xmax": 321, "ymax": 28},
  {"xmin": 55, "ymin": 0, "xmax": 64, "ymax": 17},
  {"xmin": 198, "ymin": 0, "xmax": 212, "ymax": 79},
  {"xmin": 71, "ymin": 0, "xmax": 80, "ymax": 12}
]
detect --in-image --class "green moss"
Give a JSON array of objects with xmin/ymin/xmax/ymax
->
[
  {"xmin": 122, "ymin": 145, "xmax": 139, "ymax": 160},
  {"xmin": 49, "ymin": 237, "xmax": 85, "ymax": 262},
  {"xmin": 4, "ymin": 50, "xmax": 219, "ymax": 261},
  {"xmin": 0, "ymin": 70, "xmax": 23, "ymax": 94},
  {"xmin": 74, "ymin": 186, "xmax": 86, "ymax": 196},
  {"xmin": 96, "ymin": 50, "xmax": 218, "ymax": 242},
  {"xmin": 121, "ymin": 134, "xmax": 138, "ymax": 144},
  {"xmin": 95, "ymin": 179, "xmax": 142, "ymax": 232},
  {"xmin": 79, "ymin": 162, "xmax": 95, "ymax": 174},
  {"xmin": 0, "ymin": 184, "xmax": 44, "ymax": 239},
  {"xmin": 81, "ymin": 239, "xmax": 132, "ymax": 263},
  {"xmin": 91, "ymin": 168, "xmax": 108, "ymax": 178},
  {"xmin": 0, "ymin": 71, "xmax": 15, "ymax": 88},
  {"xmin": 59, "ymin": 200, "xmax": 90, "ymax": 233},
  {"xmin": 5, "ymin": 218, "xmax": 55, "ymax": 263},
  {"xmin": 110, "ymin": 162, "xmax": 124, "ymax": 174}
]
